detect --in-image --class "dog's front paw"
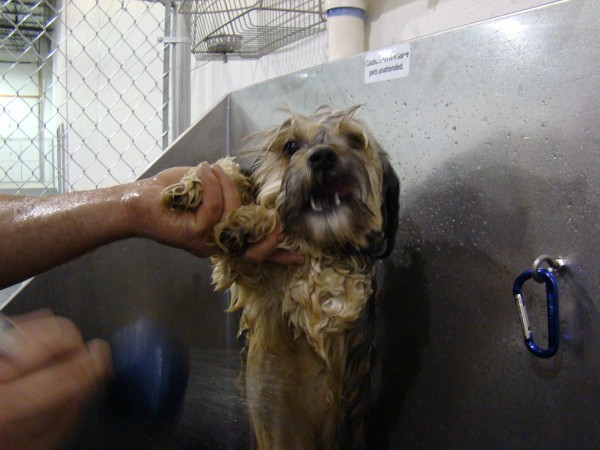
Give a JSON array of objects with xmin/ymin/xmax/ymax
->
[
  {"xmin": 160, "ymin": 167, "xmax": 203, "ymax": 211},
  {"xmin": 214, "ymin": 205, "xmax": 276, "ymax": 255}
]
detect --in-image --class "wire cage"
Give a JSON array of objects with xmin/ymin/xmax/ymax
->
[{"xmin": 179, "ymin": 0, "xmax": 326, "ymax": 60}]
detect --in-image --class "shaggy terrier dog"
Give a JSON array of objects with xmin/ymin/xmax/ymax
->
[{"xmin": 162, "ymin": 105, "xmax": 399, "ymax": 449}]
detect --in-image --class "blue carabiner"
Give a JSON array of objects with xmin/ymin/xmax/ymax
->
[{"xmin": 512, "ymin": 268, "xmax": 559, "ymax": 358}]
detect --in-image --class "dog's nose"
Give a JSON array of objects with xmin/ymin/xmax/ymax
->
[{"xmin": 308, "ymin": 147, "xmax": 338, "ymax": 172}]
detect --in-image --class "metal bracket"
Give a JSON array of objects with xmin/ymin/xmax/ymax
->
[{"xmin": 158, "ymin": 36, "xmax": 191, "ymax": 44}]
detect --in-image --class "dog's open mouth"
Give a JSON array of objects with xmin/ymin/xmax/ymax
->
[{"xmin": 309, "ymin": 182, "xmax": 354, "ymax": 212}]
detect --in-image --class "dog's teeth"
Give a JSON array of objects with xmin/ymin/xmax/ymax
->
[
  {"xmin": 310, "ymin": 196, "xmax": 323, "ymax": 212},
  {"xmin": 334, "ymin": 192, "xmax": 341, "ymax": 206}
]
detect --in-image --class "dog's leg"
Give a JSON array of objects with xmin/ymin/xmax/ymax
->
[
  {"xmin": 213, "ymin": 205, "xmax": 276, "ymax": 255},
  {"xmin": 341, "ymin": 294, "xmax": 376, "ymax": 449}
]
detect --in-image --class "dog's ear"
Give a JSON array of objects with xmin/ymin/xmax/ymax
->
[{"xmin": 377, "ymin": 153, "xmax": 400, "ymax": 259}]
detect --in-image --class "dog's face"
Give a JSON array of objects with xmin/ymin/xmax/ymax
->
[{"xmin": 249, "ymin": 106, "xmax": 399, "ymax": 257}]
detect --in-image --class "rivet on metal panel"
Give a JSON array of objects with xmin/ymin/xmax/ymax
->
[{"xmin": 512, "ymin": 267, "xmax": 561, "ymax": 358}]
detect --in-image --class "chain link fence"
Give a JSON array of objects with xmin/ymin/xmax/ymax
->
[{"xmin": 1, "ymin": 0, "xmax": 171, "ymax": 195}]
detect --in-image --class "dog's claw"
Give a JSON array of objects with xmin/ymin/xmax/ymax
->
[{"xmin": 215, "ymin": 229, "xmax": 249, "ymax": 255}]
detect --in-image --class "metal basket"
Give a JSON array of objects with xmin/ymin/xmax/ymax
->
[{"xmin": 179, "ymin": 0, "xmax": 326, "ymax": 60}]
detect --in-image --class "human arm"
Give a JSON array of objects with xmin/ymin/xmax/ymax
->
[
  {"xmin": 0, "ymin": 163, "xmax": 301, "ymax": 289},
  {"xmin": 0, "ymin": 163, "xmax": 235, "ymax": 289}
]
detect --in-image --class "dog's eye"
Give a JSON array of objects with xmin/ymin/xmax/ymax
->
[
  {"xmin": 284, "ymin": 140, "xmax": 301, "ymax": 156},
  {"xmin": 345, "ymin": 132, "xmax": 366, "ymax": 150}
]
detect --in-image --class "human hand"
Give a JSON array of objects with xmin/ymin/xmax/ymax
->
[
  {"xmin": 127, "ymin": 163, "xmax": 302, "ymax": 263},
  {"xmin": 0, "ymin": 309, "xmax": 111, "ymax": 450},
  {"xmin": 243, "ymin": 224, "xmax": 304, "ymax": 265},
  {"xmin": 125, "ymin": 163, "xmax": 240, "ymax": 258}
]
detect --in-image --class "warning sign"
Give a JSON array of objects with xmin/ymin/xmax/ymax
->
[{"xmin": 364, "ymin": 43, "xmax": 411, "ymax": 84}]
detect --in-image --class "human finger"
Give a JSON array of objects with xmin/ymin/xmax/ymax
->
[
  {"xmin": 1, "ymin": 309, "xmax": 58, "ymax": 357},
  {"xmin": 194, "ymin": 163, "xmax": 224, "ymax": 226},
  {"xmin": 243, "ymin": 227, "xmax": 283, "ymax": 262},
  {"xmin": 243, "ymin": 225, "xmax": 304, "ymax": 265},
  {"xmin": 0, "ymin": 315, "xmax": 86, "ymax": 383},
  {"xmin": 244, "ymin": 238, "xmax": 304, "ymax": 265},
  {"xmin": 31, "ymin": 339, "xmax": 109, "ymax": 406},
  {"xmin": 0, "ymin": 313, "xmax": 21, "ymax": 359},
  {"xmin": 0, "ymin": 340, "xmax": 111, "ymax": 421},
  {"xmin": 211, "ymin": 164, "xmax": 241, "ymax": 220},
  {"xmin": 8, "ymin": 308, "xmax": 54, "ymax": 325},
  {"xmin": 85, "ymin": 338, "xmax": 113, "ymax": 381},
  {"xmin": 267, "ymin": 249, "xmax": 305, "ymax": 265},
  {"xmin": 153, "ymin": 166, "xmax": 194, "ymax": 186}
]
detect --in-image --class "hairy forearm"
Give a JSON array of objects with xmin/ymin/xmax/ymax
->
[
  {"xmin": 0, "ymin": 164, "xmax": 291, "ymax": 290},
  {"xmin": 0, "ymin": 186, "xmax": 133, "ymax": 289}
]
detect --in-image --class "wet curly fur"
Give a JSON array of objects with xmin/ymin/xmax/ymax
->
[{"xmin": 165, "ymin": 106, "xmax": 399, "ymax": 449}]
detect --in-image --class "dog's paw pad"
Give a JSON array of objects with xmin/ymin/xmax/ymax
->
[{"xmin": 161, "ymin": 168, "xmax": 204, "ymax": 211}]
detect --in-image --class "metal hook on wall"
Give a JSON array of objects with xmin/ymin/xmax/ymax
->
[
  {"xmin": 512, "ymin": 255, "xmax": 567, "ymax": 358},
  {"xmin": 531, "ymin": 254, "xmax": 567, "ymax": 283}
]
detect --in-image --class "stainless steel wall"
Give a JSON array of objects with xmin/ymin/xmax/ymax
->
[{"xmin": 4, "ymin": 0, "xmax": 599, "ymax": 448}]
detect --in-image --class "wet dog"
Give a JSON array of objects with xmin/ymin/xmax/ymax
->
[{"xmin": 163, "ymin": 106, "xmax": 399, "ymax": 449}]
